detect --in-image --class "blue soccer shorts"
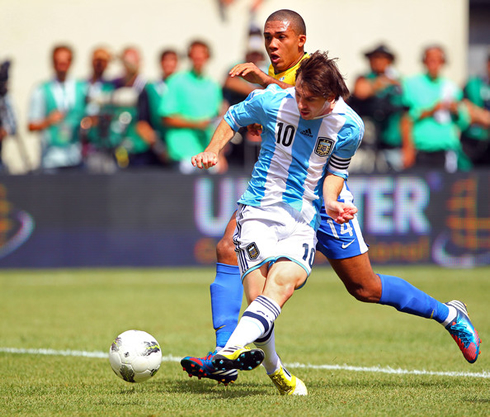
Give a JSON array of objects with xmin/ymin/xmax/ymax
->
[{"xmin": 316, "ymin": 205, "xmax": 369, "ymax": 260}]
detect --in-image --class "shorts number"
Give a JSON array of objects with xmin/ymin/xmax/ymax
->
[
  {"xmin": 302, "ymin": 243, "xmax": 315, "ymax": 268},
  {"xmin": 327, "ymin": 218, "xmax": 353, "ymax": 239},
  {"xmin": 276, "ymin": 122, "xmax": 295, "ymax": 147}
]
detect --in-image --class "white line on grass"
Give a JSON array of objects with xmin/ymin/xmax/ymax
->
[{"xmin": 1, "ymin": 347, "xmax": 489, "ymax": 379}]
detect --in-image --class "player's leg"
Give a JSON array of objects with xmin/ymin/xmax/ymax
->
[
  {"xmin": 211, "ymin": 213, "xmax": 243, "ymax": 349},
  {"xmin": 317, "ymin": 206, "xmax": 481, "ymax": 363},
  {"xmin": 180, "ymin": 213, "xmax": 243, "ymax": 384},
  {"xmin": 214, "ymin": 260, "xmax": 306, "ymax": 369},
  {"xmin": 214, "ymin": 208, "xmax": 311, "ymax": 395},
  {"xmin": 328, "ymin": 253, "xmax": 450, "ymax": 321}
]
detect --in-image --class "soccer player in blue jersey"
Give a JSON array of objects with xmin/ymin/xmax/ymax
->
[
  {"xmin": 192, "ymin": 51, "xmax": 360, "ymax": 395},
  {"xmin": 181, "ymin": 9, "xmax": 481, "ymax": 395}
]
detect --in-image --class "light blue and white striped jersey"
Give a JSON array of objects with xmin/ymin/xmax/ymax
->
[{"xmin": 224, "ymin": 84, "xmax": 364, "ymax": 230}]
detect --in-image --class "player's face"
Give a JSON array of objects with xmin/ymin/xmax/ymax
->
[
  {"xmin": 53, "ymin": 49, "xmax": 72, "ymax": 76},
  {"xmin": 295, "ymin": 76, "xmax": 334, "ymax": 120},
  {"xmin": 263, "ymin": 20, "xmax": 306, "ymax": 73},
  {"xmin": 189, "ymin": 45, "xmax": 209, "ymax": 74},
  {"xmin": 369, "ymin": 53, "xmax": 392, "ymax": 75},
  {"xmin": 424, "ymin": 48, "xmax": 445, "ymax": 78},
  {"xmin": 161, "ymin": 53, "xmax": 178, "ymax": 78},
  {"xmin": 92, "ymin": 57, "xmax": 109, "ymax": 77}
]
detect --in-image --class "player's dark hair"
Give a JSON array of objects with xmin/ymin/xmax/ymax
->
[
  {"xmin": 188, "ymin": 40, "xmax": 211, "ymax": 58},
  {"xmin": 295, "ymin": 51, "xmax": 350, "ymax": 101},
  {"xmin": 160, "ymin": 49, "xmax": 178, "ymax": 62},
  {"xmin": 52, "ymin": 44, "xmax": 73, "ymax": 61},
  {"xmin": 266, "ymin": 9, "xmax": 306, "ymax": 36}
]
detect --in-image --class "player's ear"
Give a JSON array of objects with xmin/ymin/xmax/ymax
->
[{"xmin": 298, "ymin": 34, "xmax": 306, "ymax": 48}]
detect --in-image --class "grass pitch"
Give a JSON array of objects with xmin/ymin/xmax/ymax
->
[{"xmin": 0, "ymin": 266, "xmax": 489, "ymax": 416}]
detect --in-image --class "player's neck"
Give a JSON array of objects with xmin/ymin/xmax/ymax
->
[{"xmin": 275, "ymin": 52, "xmax": 305, "ymax": 75}]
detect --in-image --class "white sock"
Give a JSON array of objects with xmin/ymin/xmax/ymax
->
[
  {"xmin": 254, "ymin": 324, "xmax": 281, "ymax": 374},
  {"xmin": 442, "ymin": 305, "xmax": 457, "ymax": 327},
  {"xmin": 224, "ymin": 295, "xmax": 281, "ymax": 349}
]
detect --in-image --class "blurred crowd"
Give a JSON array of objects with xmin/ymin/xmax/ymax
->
[
  {"xmin": 0, "ymin": 33, "xmax": 489, "ymax": 175},
  {"xmin": 349, "ymin": 44, "xmax": 490, "ymax": 173}
]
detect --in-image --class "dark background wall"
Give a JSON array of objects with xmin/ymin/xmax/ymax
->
[{"xmin": 2, "ymin": 170, "xmax": 489, "ymax": 269}]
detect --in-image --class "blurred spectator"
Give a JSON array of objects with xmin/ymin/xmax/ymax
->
[
  {"xmin": 401, "ymin": 45, "xmax": 471, "ymax": 172},
  {"xmin": 135, "ymin": 49, "xmax": 180, "ymax": 167},
  {"xmin": 349, "ymin": 44, "xmax": 406, "ymax": 172},
  {"xmin": 0, "ymin": 59, "xmax": 18, "ymax": 172},
  {"xmin": 222, "ymin": 29, "xmax": 266, "ymax": 169},
  {"xmin": 112, "ymin": 47, "xmax": 146, "ymax": 91},
  {"xmin": 28, "ymin": 45, "xmax": 86, "ymax": 172},
  {"xmin": 159, "ymin": 40, "xmax": 223, "ymax": 174},
  {"xmin": 80, "ymin": 47, "xmax": 117, "ymax": 173},
  {"xmin": 110, "ymin": 47, "xmax": 161, "ymax": 168},
  {"xmin": 460, "ymin": 53, "xmax": 490, "ymax": 167}
]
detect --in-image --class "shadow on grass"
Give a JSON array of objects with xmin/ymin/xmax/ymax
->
[
  {"xmin": 169, "ymin": 379, "xmax": 270, "ymax": 397},
  {"xmin": 116, "ymin": 377, "xmax": 271, "ymax": 397}
]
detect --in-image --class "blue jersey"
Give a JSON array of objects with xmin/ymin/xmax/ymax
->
[{"xmin": 224, "ymin": 84, "xmax": 364, "ymax": 230}]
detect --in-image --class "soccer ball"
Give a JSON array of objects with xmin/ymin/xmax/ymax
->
[{"xmin": 109, "ymin": 330, "xmax": 162, "ymax": 383}]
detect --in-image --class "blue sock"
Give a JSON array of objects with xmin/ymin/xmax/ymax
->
[
  {"xmin": 378, "ymin": 274, "xmax": 449, "ymax": 323},
  {"xmin": 210, "ymin": 263, "xmax": 243, "ymax": 349}
]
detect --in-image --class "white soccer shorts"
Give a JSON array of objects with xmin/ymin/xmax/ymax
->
[{"xmin": 233, "ymin": 203, "xmax": 317, "ymax": 279}]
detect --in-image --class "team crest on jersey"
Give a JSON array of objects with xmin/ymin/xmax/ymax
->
[
  {"xmin": 315, "ymin": 137, "xmax": 334, "ymax": 157},
  {"xmin": 246, "ymin": 243, "xmax": 260, "ymax": 260}
]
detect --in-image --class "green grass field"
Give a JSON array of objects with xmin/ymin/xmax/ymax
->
[{"xmin": 1, "ymin": 266, "xmax": 489, "ymax": 416}]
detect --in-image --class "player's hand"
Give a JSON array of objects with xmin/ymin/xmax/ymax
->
[
  {"xmin": 47, "ymin": 110, "xmax": 64, "ymax": 126},
  {"xmin": 325, "ymin": 201, "xmax": 358, "ymax": 224},
  {"xmin": 229, "ymin": 63, "xmax": 267, "ymax": 86},
  {"xmin": 247, "ymin": 123, "xmax": 263, "ymax": 136},
  {"xmin": 191, "ymin": 151, "xmax": 218, "ymax": 170}
]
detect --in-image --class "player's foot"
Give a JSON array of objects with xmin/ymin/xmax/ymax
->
[
  {"xmin": 268, "ymin": 365, "xmax": 307, "ymax": 396},
  {"xmin": 444, "ymin": 300, "xmax": 481, "ymax": 363},
  {"xmin": 212, "ymin": 346, "xmax": 265, "ymax": 371},
  {"xmin": 181, "ymin": 351, "xmax": 238, "ymax": 385}
]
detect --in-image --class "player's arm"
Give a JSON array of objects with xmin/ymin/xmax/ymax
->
[
  {"xmin": 162, "ymin": 115, "xmax": 210, "ymax": 130},
  {"xmin": 229, "ymin": 63, "xmax": 292, "ymax": 90},
  {"xmin": 191, "ymin": 118, "xmax": 235, "ymax": 169},
  {"xmin": 322, "ymin": 173, "xmax": 357, "ymax": 224}
]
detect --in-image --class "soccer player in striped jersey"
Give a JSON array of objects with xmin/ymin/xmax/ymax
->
[
  {"xmin": 192, "ymin": 50, "xmax": 360, "ymax": 395},
  {"xmin": 181, "ymin": 9, "xmax": 480, "ymax": 395}
]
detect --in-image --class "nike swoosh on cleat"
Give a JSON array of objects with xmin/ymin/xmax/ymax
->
[{"xmin": 341, "ymin": 240, "xmax": 355, "ymax": 249}]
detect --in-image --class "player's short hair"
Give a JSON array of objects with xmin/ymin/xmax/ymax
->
[
  {"xmin": 188, "ymin": 40, "xmax": 211, "ymax": 58},
  {"xmin": 52, "ymin": 44, "xmax": 73, "ymax": 61},
  {"xmin": 266, "ymin": 9, "xmax": 306, "ymax": 36},
  {"xmin": 160, "ymin": 49, "xmax": 178, "ymax": 62},
  {"xmin": 295, "ymin": 51, "xmax": 350, "ymax": 101},
  {"xmin": 422, "ymin": 44, "xmax": 447, "ymax": 64}
]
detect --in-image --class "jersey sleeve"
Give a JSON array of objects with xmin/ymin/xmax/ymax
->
[
  {"xmin": 327, "ymin": 117, "xmax": 364, "ymax": 179},
  {"xmin": 224, "ymin": 85, "xmax": 278, "ymax": 131},
  {"xmin": 28, "ymin": 84, "xmax": 47, "ymax": 123}
]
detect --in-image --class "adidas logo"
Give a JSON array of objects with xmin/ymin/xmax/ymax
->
[{"xmin": 300, "ymin": 128, "xmax": 313, "ymax": 137}]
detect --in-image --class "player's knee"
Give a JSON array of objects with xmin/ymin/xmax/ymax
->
[
  {"xmin": 216, "ymin": 237, "xmax": 237, "ymax": 264},
  {"xmin": 345, "ymin": 282, "xmax": 380, "ymax": 303}
]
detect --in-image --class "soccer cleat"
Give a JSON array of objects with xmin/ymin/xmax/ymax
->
[
  {"xmin": 269, "ymin": 365, "xmax": 307, "ymax": 396},
  {"xmin": 180, "ymin": 351, "xmax": 238, "ymax": 385},
  {"xmin": 212, "ymin": 346, "xmax": 265, "ymax": 371},
  {"xmin": 444, "ymin": 300, "xmax": 481, "ymax": 363}
]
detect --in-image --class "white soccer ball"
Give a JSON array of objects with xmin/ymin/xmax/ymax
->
[{"xmin": 109, "ymin": 330, "xmax": 162, "ymax": 383}]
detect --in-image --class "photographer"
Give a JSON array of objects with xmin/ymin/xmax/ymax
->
[
  {"xmin": 349, "ymin": 44, "xmax": 406, "ymax": 172},
  {"xmin": 28, "ymin": 45, "xmax": 86, "ymax": 172}
]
